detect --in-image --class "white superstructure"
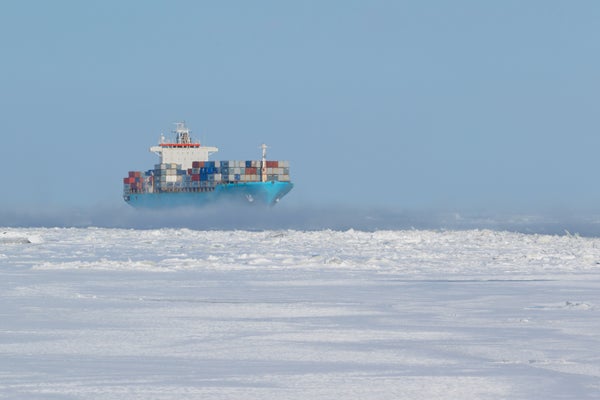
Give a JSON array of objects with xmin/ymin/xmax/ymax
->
[{"xmin": 150, "ymin": 122, "xmax": 218, "ymax": 169}]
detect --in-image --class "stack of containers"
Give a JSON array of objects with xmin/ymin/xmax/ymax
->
[
  {"xmin": 124, "ymin": 160, "xmax": 291, "ymax": 194},
  {"xmin": 190, "ymin": 161, "xmax": 221, "ymax": 189},
  {"xmin": 153, "ymin": 163, "xmax": 183, "ymax": 191},
  {"xmin": 123, "ymin": 171, "xmax": 144, "ymax": 194},
  {"xmin": 264, "ymin": 160, "xmax": 291, "ymax": 182},
  {"xmin": 124, "ymin": 171, "xmax": 155, "ymax": 193}
]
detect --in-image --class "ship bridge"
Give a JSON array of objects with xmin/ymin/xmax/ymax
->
[{"xmin": 150, "ymin": 122, "xmax": 218, "ymax": 169}]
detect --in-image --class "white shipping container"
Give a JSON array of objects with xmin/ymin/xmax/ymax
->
[
  {"xmin": 214, "ymin": 173, "xmax": 222, "ymax": 181},
  {"xmin": 166, "ymin": 175, "xmax": 177, "ymax": 183},
  {"xmin": 214, "ymin": 161, "xmax": 220, "ymax": 168}
]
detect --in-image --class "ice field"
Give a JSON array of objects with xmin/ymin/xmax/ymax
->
[{"xmin": 1, "ymin": 227, "xmax": 600, "ymax": 399}]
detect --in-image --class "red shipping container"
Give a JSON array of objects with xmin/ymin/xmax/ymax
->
[
  {"xmin": 191, "ymin": 174, "xmax": 200, "ymax": 181},
  {"xmin": 266, "ymin": 161, "xmax": 278, "ymax": 168},
  {"xmin": 192, "ymin": 161, "xmax": 200, "ymax": 168},
  {"xmin": 246, "ymin": 167, "xmax": 257, "ymax": 174},
  {"xmin": 187, "ymin": 168, "xmax": 193, "ymax": 175},
  {"xmin": 128, "ymin": 171, "xmax": 136, "ymax": 178}
]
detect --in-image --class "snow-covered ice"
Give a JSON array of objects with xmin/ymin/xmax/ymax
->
[{"xmin": 1, "ymin": 228, "xmax": 600, "ymax": 399}]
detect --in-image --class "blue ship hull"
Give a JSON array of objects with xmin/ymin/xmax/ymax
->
[{"xmin": 125, "ymin": 181, "xmax": 293, "ymax": 208}]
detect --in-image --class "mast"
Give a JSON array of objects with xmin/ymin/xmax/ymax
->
[
  {"xmin": 261, "ymin": 143, "xmax": 268, "ymax": 182},
  {"xmin": 174, "ymin": 122, "xmax": 192, "ymax": 144}
]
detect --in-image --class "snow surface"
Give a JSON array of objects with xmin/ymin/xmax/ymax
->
[{"xmin": 1, "ymin": 228, "xmax": 600, "ymax": 399}]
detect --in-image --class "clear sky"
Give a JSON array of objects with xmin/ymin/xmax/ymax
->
[{"xmin": 1, "ymin": 1, "xmax": 599, "ymax": 215}]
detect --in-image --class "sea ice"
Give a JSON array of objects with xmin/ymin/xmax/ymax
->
[{"xmin": 0, "ymin": 228, "xmax": 599, "ymax": 399}]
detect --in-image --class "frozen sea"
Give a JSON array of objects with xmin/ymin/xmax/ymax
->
[{"xmin": 1, "ymin": 227, "xmax": 600, "ymax": 399}]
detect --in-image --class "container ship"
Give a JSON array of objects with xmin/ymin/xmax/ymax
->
[{"xmin": 123, "ymin": 123, "xmax": 293, "ymax": 208}]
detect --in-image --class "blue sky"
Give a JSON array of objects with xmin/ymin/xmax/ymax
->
[{"xmin": 1, "ymin": 1, "xmax": 599, "ymax": 214}]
